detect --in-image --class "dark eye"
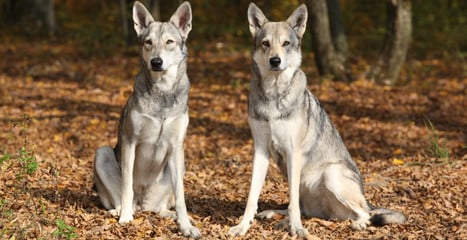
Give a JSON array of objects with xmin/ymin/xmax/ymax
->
[
  {"xmin": 166, "ymin": 39, "xmax": 174, "ymax": 44},
  {"xmin": 144, "ymin": 39, "xmax": 152, "ymax": 45},
  {"xmin": 262, "ymin": 40, "xmax": 270, "ymax": 47},
  {"xmin": 283, "ymin": 41, "xmax": 290, "ymax": 47}
]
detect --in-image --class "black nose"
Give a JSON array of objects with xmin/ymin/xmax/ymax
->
[
  {"xmin": 150, "ymin": 57, "xmax": 163, "ymax": 69},
  {"xmin": 269, "ymin": 57, "xmax": 281, "ymax": 68}
]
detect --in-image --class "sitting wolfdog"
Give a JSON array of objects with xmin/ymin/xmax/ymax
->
[
  {"xmin": 93, "ymin": 1, "xmax": 200, "ymax": 238},
  {"xmin": 229, "ymin": 3, "xmax": 406, "ymax": 237}
]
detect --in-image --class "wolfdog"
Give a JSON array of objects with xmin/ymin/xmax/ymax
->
[
  {"xmin": 93, "ymin": 1, "xmax": 200, "ymax": 238},
  {"xmin": 229, "ymin": 3, "xmax": 406, "ymax": 237}
]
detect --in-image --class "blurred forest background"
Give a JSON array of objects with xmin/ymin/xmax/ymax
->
[
  {"xmin": 1, "ymin": 0, "xmax": 466, "ymax": 59},
  {"xmin": 0, "ymin": 0, "xmax": 466, "ymax": 239}
]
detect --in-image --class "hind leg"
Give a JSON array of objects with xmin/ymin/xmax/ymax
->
[
  {"xmin": 94, "ymin": 146, "xmax": 122, "ymax": 214},
  {"xmin": 301, "ymin": 164, "xmax": 371, "ymax": 230},
  {"xmin": 323, "ymin": 164, "xmax": 371, "ymax": 230}
]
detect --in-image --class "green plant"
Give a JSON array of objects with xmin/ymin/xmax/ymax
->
[
  {"xmin": 53, "ymin": 219, "xmax": 78, "ymax": 240},
  {"xmin": 0, "ymin": 198, "xmax": 13, "ymax": 218},
  {"xmin": 0, "ymin": 147, "xmax": 38, "ymax": 180},
  {"xmin": 0, "ymin": 198, "xmax": 15, "ymax": 239},
  {"xmin": 0, "ymin": 153, "xmax": 10, "ymax": 164},
  {"xmin": 230, "ymin": 78, "xmax": 242, "ymax": 89},
  {"xmin": 18, "ymin": 146, "xmax": 38, "ymax": 176},
  {"xmin": 425, "ymin": 118, "xmax": 449, "ymax": 161},
  {"xmin": 0, "ymin": 114, "xmax": 47, "ymax": 238},
  {"xmin": 3, "ymin": 114, "xmax": 39, "ymax": 180}
]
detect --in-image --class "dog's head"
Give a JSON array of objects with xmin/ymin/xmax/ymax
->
[
  {"xmin": 248, "ymin": 3, "xmax": 307, "ymax": 73},
  {"xmin": 133, "ymin": 1, "xmax": 192, "ymax": 72}
]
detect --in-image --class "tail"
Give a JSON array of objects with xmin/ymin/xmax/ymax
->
[{"xmin": 369, "ymin": 207, "xmax": 407, "ymax": 226}]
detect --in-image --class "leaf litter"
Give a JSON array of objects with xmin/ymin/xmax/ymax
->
[{"xmin": 0, "ymin": 41, "xmax": 465, "ymax": 239}]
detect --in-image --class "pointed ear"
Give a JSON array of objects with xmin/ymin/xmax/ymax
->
[
  {"xmin": 247, "ymin": 3, "xmax": 268, "ymax": 36},
  {"xmin": 170, "ymin": 1, "xmax": 192, "ymax": 40},
  {"xmin": 286, "ymin": 4, "xmax": 308, "ymax": 39},
  {"xmin": 133, "ymin": 1, "xmax": 155, "ymax": 37}
]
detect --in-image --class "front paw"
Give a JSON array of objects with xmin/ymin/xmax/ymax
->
[
  {"xmin": 180, "ymin": 225, "xmax": 201, "ymax": 239},
  {"xmin": 290, "ymin": 225, "xmax": 309, "ymax": 237},
  {"xmin": 228, "ymin": 223, "xmax": 250, "ymax": 236},
  {"xmin": 118, "ymin": 214, "xmax": 133, "ymax": 224}
]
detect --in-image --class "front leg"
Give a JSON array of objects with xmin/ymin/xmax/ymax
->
[
  {"xmin": 119, "ymin": 138, "xmax": 136, "ymax": 224},
  {"xmin": 168, "ymin": 145, "xmax": 201, "ymax": 239},
  {"xmin": 229, "ymin": 144, "xmax": 270, "ymax": 236},
  {"xmin": 286, "ymin": 151, "xmax": 308, "ymax": 236}
]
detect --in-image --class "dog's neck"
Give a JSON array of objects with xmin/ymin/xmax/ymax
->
[{"xmin": 253, "ymin": 63, "xmax": 300, "ymax": 98}]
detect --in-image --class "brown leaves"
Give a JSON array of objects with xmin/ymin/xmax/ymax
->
[{"xmin": 0, "ymin": 40, "xmax": 466, "ymax": 239}]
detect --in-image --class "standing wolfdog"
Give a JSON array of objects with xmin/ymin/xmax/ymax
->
[
  {"xmin": 229, "ymin": 3, "xmax": 406, "ymax": 237},
  {"xmin": 93, "ymin": 1, "xmax": 200, "ymax": 238}
]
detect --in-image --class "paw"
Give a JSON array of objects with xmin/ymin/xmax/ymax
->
[
  {"xmin": 290, "ymin": 223, "xmax": 310, "ymax": 238},
  {"xmin": 118, "ymin": 214, "xmax": 133, "ymax": 224},
  {"xmin": 108, "ymin": 207, "xmax": 120, "ymax": 217},
  {"xmin": 159, "ymin": 209, "xmax": 177, "ymax": 220},
  {"xmin": 228, "ymin": 223, "xmax": 250, "ymax": 236},
  {"xmin": 274, "ymin": 218, "xmax": 289, "ymax": 230},
  {"xmin": 351, "ymin": 218, "xmax": 370, "ymax": 230},
  {"xmin": 180, "ymin": 225, "xmax": 201, "ymax": 239},
  {"xmin": 290, "ymin": 225, "xmax": 309, "ymax": 237},
  {"xmin": 118, "ymin": 208, "xmax": 134, "ymax": 224},
  {"xmin": 257, "ymin": 209, "xmax": 277, "ymax": 219}
]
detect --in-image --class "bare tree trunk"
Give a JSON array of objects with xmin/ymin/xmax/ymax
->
[
  {"xmin": 327, "ymin": 0, "xmax": 348, "ymax": 61},
  {"xmin": 32, "ymin": 0, "xmax": 56, "ymax": 35},
  {"xmin": 368, "ymin": 0, "xmax": 412, "ymax": 85},
  {"xmin": 120, "ymin": 0, "xmax": 129, "ymax": 41},
  {"xmin": 307, "ymin": 0, "xmax": 349, "ymax": 82},
  {"xmin": 121, "ymin": 0, "xmax": 138, "ymax": 44},
  {"xmin": 149, "ymin": 0, "xmax": 161, "ymax": 21},
  {"xmin": 45, "ymin": 0, "xmax": 56, "ymax": 35}
]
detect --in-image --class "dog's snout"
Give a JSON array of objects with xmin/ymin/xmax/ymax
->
[
  {"xmin": 269, "ymin": 57, "xmax": 281, "ymax": 68},
  {"xmin": 150, "ymin": 57, "xmax": 163, "ymax": 70}
]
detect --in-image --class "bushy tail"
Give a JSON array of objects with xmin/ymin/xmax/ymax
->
[{"xmin": 369, "ymin": 208, "xmax": 407, "ymax": 226}]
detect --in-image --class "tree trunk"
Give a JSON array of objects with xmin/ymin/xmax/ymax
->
[
  {"xmin": 368, "ymin": 0, "xmax": 412, "ymax": 85},
  {"xmin": 32, "ymin": 0, "xmax": 57, "ymax": 35},
  {"xmin": 120, "ymin": 0, "xmax": 129, "ymax": 41},
  {"xmin": 149, "ymin": 0, "xmax": 161, "ymax": 21},
  {"xmin": 307, "ymin": 0, "xmax": 349, "ymax": 81},
  {"xmin": 121, "ymin": 0, "xmax": 138, "ymax": 44},
  {"xmin": 46, "ymin": 0, "xmax": 56, "ymax": 35},
  {"xmin": 327, "ymin": 0, "xmax": 348, "ymax": 61}
]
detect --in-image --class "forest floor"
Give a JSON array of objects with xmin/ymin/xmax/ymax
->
[{"xmin": 0, "ymin": 39, "xmax": 466, "ymax": 239}]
